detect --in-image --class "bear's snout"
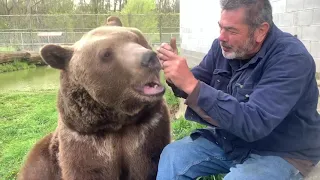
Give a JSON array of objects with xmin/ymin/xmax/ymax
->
[{"xmin": 141, "ymin": 51, "xmax": 160, "ymax": 70}]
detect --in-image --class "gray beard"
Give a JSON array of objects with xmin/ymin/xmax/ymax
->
[{"xmin": 221, "ymin": 37, "xmax": 255, "ymax": 60}]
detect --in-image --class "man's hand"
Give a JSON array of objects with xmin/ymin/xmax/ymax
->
[{"xmin": 157, "ymin": 38, "xmax": 198, "ymax": 95}]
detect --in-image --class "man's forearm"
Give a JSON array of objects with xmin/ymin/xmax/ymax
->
[{"xmin": 185, "ymin": 81, "xmax": 220, "ymax": 127}]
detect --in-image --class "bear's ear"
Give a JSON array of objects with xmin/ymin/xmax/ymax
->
[
  {"xmin": 128, "ymin": 28, "xmax": 152, "ymax": 50},
  {"xmin": 40, "ymin": 44, "xmax": 73, "ymax": 70}
]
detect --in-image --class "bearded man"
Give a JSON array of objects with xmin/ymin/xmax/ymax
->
[{"xmin": 156, "ymin": 0, "xmax": 320, "ymax": 179}]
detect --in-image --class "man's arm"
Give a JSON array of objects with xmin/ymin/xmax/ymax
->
[
  {"xmin": 191, "ymin": 52, "xmax": 313, "ymax": 142},
  {"xmin": 165, "ymin": 39, "xmax": 219, "ymax": 99}
]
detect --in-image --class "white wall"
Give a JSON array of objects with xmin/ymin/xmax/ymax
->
[
  {"xmin": 180, "ymin": 0, "xmax": 221, "ymax": 54},
  {"xmin": 271, "ymin": 0, "xmax": 320, "ymax": 71}
]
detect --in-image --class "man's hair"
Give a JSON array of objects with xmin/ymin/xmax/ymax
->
[{"xmin": 220, "ymin": 0, "xmax": 273, "ymax": 29}]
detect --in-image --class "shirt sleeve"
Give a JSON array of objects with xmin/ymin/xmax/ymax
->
[
  {"xmin": 185, "ymin": 81, "xmax": 220, "ymax": 127},
  {"xmin": 195, "ymin": 53, "xmax": 313, "ymax": 142}
]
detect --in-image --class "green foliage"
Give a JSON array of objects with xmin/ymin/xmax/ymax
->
[
  {"xmin": 164, "ymin": 86, "xmax": 180, "ymax": 112},
  {"xmin": 0, "ymin": 21, "xmax": 8, "ymax": 29},
  {"xmin": 160, "ymin": 71, "xmax": 180, "ymax": 116},
  {"xmin": 0, "ymin": 0, "xmax": 75, "ymax": 15},
  {"xmin": 196, "ymin": 175, "xmax": 224, "ymax": 180},
  {"xmin": 0, "ymin": 1, "xmax": 180, "ymax": 49},
  {"xmin": 172, "ymin": 116, "xmax": 207, "ymax": 140},
  {"xmin": 46, "ymin": 0, "xmax": 75, "ymax": 14},
  {"xmin": 0, "ymin": 91, "xmax": 58, "ymax": 179},
  {"xmin": 121, "ymin": 0, "xmax": 156, "ymax": 14},
  {"xmin": 120, "ymin": 0, "xmax": 158, "ymax": 33},
  {"xmin": 0, "ymin": 61, "xmax": 36, "ymax": 73},
  {"xmin": 0, "ymin": 46, "xmax": 16, "ymax": 51}
]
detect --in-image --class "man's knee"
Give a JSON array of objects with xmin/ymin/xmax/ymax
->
[
  {"xmin": 223, "ymin": 155, "xmax": 303, "ymax": 180},
  {"xmin": 160, "ymin": 136, "xmax": 192, "ymax": 161},
  {"xmin": 158, "ymin": 135, "xmax": 233, "ymax": 179}
]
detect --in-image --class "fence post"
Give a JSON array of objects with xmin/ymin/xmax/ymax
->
[
  {"xmin": 20, "ymin": 32, "xmax": 24, "ymax": 50},
  {"xmin": 28, "ymin": 14, "xmax": 32, "ymax": 51},
  {"xmin": 64, "ymin": 14, "xmax": 67, "ymax": 47},
  {"xmin": 128, "ymin": 13, "xmax": 132, "ymax": 27},
  {"xmin": 159, "ymin": 14, "xmax": 162, "ymax": 44},
  {"xmin": 30, "ymin": 30, "xmax": 33, "ymax": 51}
]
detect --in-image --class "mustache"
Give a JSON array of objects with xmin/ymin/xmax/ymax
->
[{"xmin": 220, "ymin": 42, "xmax": 232, "ymax": 49}]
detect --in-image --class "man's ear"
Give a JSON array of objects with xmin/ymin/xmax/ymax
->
[
  {"xmin": 255, "ymin": 22, "xmax": 270, "ymax": 43},
  {"xmin": 40, "ymin": 44, "xmax": 73, "ymax": 70}
]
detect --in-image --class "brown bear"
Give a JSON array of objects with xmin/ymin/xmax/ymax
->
[{"xmin": 17, "ymin": 25, "xmax": 171, "ymax": 180}]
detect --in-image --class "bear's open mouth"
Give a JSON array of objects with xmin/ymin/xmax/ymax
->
[
  {"xmin": 135, "ymin": 80, "xmax": 165, "ymax": 96},
  {"xmin": 143, "ymin": 81, "xmax": 165, "ymax": 96}
]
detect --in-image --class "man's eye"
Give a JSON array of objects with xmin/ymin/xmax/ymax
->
[{"xmin": 230, "ymin": 31, "xmax": 237, "ymax": 35}]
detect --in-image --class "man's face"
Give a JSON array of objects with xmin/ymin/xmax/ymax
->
[{"xmin": 218, "ymin": 8, "xmax": 256, "ymax": 59}]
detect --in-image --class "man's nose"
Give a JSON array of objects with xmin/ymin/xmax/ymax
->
[
  {"xmin": 218, "ymin": 29, "xmax": 228, "ymax": 42},
  {"xmin": 141, "ymin": 51, "xmax": 160, "ymax": 69}
]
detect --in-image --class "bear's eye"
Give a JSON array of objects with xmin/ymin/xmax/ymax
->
[
  {"xmin": 103, "ymin": 52, "xmax": 111, "ymax": 58},
  {"xmin": 99, "ymin": 48, "xmax": 113, "ymax": 61}
]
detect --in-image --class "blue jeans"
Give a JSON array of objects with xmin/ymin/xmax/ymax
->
[{"xmin": 156, "ymin": 135, "xmax": 303, "ymax": 180}]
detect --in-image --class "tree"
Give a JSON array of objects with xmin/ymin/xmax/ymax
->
[
  {"xmin": 0, "ymin": 0, "xmax": 74, "ymax": 15},
  {"xmin": 156, "ymin": 0, "xmax": 179, "ymax": 13},
  {"xmin": 0, "ymin": 0, "xmax": 14, "ymax": 15},
  {"xmin": 120, "ymin": 0, "xmax": 158, "ymax": 32},
  {"xmin": 105, "ymin": 0, "xmax": 111, "ymax": 11},
  {"xmin": 113, "ymin": 0, "xmax": 117, "ymax": 12}
]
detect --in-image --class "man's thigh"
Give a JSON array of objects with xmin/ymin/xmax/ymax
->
[
  {"xmin": 224, "ymin": 154, "xmax": 303, "ymax": 180},
  {"xmin": 157, "ymin": 135, "xmax": 233, "ymax": 179}
]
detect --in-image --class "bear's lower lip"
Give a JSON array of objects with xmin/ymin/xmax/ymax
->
[
  {"xmin": 135, "ymin": 81, "xmax": 165, "ymax": 96},
  {"xmin": 142, "ymin": 84, "xmax": 165, "ymax": 96}
]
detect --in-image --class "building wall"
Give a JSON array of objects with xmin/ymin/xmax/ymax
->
[
  {"xmin": 272, "ymin": 0, "xmax": 320, "ymax": 71},
  {"xmin": 180, "ymin": 0, "xmax": 320, "ymax": 71},
  {"xmin": 179, "ymin": 0, "xmax": 221, "ymax": 67}
]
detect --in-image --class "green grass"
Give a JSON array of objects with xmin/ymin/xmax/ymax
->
[
  {"xmin": 160, "ymin": 70, "xmax": 180, "ymax": 117},
  {"xmin": 0, "ymin": 46, "xmax": 16, "ymax": 52},
  {"xmin": 0, "ymin": 87, "xmax": 222, "ymax": 180},
  {"xmin": 0, "ymin": 60, "xmax": 36, "ymax": 73},
  {"xmin": 172, "ymin": 116, "xmax": 206, "ymax": 140},
  {"xmin": 0, "ymin": 90, "xmax": 58, "ymax": 180},
  {"xmin": 196, "ymin": 175, "xmax": 225, "ymax": 180}
]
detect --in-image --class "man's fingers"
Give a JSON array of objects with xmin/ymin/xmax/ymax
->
[
  {"xmin": 160, "ymin": 43, "xmax": 174, "ymax": 52},
  {"xmin": 170, "ymin": 37, "xmax": 178, "ymax": 54},
  {"xmin": 157, "ymin": 52, "xmax": 169, "ymax": 61},
  {"xmin": 157, "ymin": 47, "xmax": 175, "ymax": 59},
  {"xmin": 163, "ymin": 68, "xmax": 171, "ymax": 78},
  {"xmin": 162, "ymin": 60, "xmax": 172, "ymax": 69}
]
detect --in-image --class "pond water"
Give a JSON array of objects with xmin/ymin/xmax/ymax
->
[{"xmin": 0, "ymin": 66, "xmax": 60, "ymax": 92}]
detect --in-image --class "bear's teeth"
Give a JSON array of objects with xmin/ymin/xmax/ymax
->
[{"xmin": 154, "ymin": 84, "xmax": 158, "ymax": 88}]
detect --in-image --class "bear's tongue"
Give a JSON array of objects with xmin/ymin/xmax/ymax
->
[{"xmin": 143, "ymin": 82, "xmax": 164, "ymax": 95}]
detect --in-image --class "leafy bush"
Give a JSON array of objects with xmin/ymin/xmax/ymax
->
[{"xmin": 0, "ymin": 60, "xmax": 36, "ymax": 73}]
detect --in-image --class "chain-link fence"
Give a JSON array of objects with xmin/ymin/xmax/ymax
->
[{"xmin": 0, "ymin": 13, "xmax": 180, "ymax": 51}]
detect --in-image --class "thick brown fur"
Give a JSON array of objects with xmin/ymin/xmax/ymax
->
[
  {"xmin": 18, "ymin": 24, "xmax": 171, "ymax": 180},
  {"xmin": 105, "ymin": 16, "xmax": 123, "ymax": 26}
]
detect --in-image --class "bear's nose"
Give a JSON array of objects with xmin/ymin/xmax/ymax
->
[{"xmin": 141, "ymin": 51, "xmax": 160, "ymax": 69}]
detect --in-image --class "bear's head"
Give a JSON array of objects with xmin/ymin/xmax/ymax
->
[{"xmin": 40, "ymin": 26, "xmax": 165, "ymax": 116}]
